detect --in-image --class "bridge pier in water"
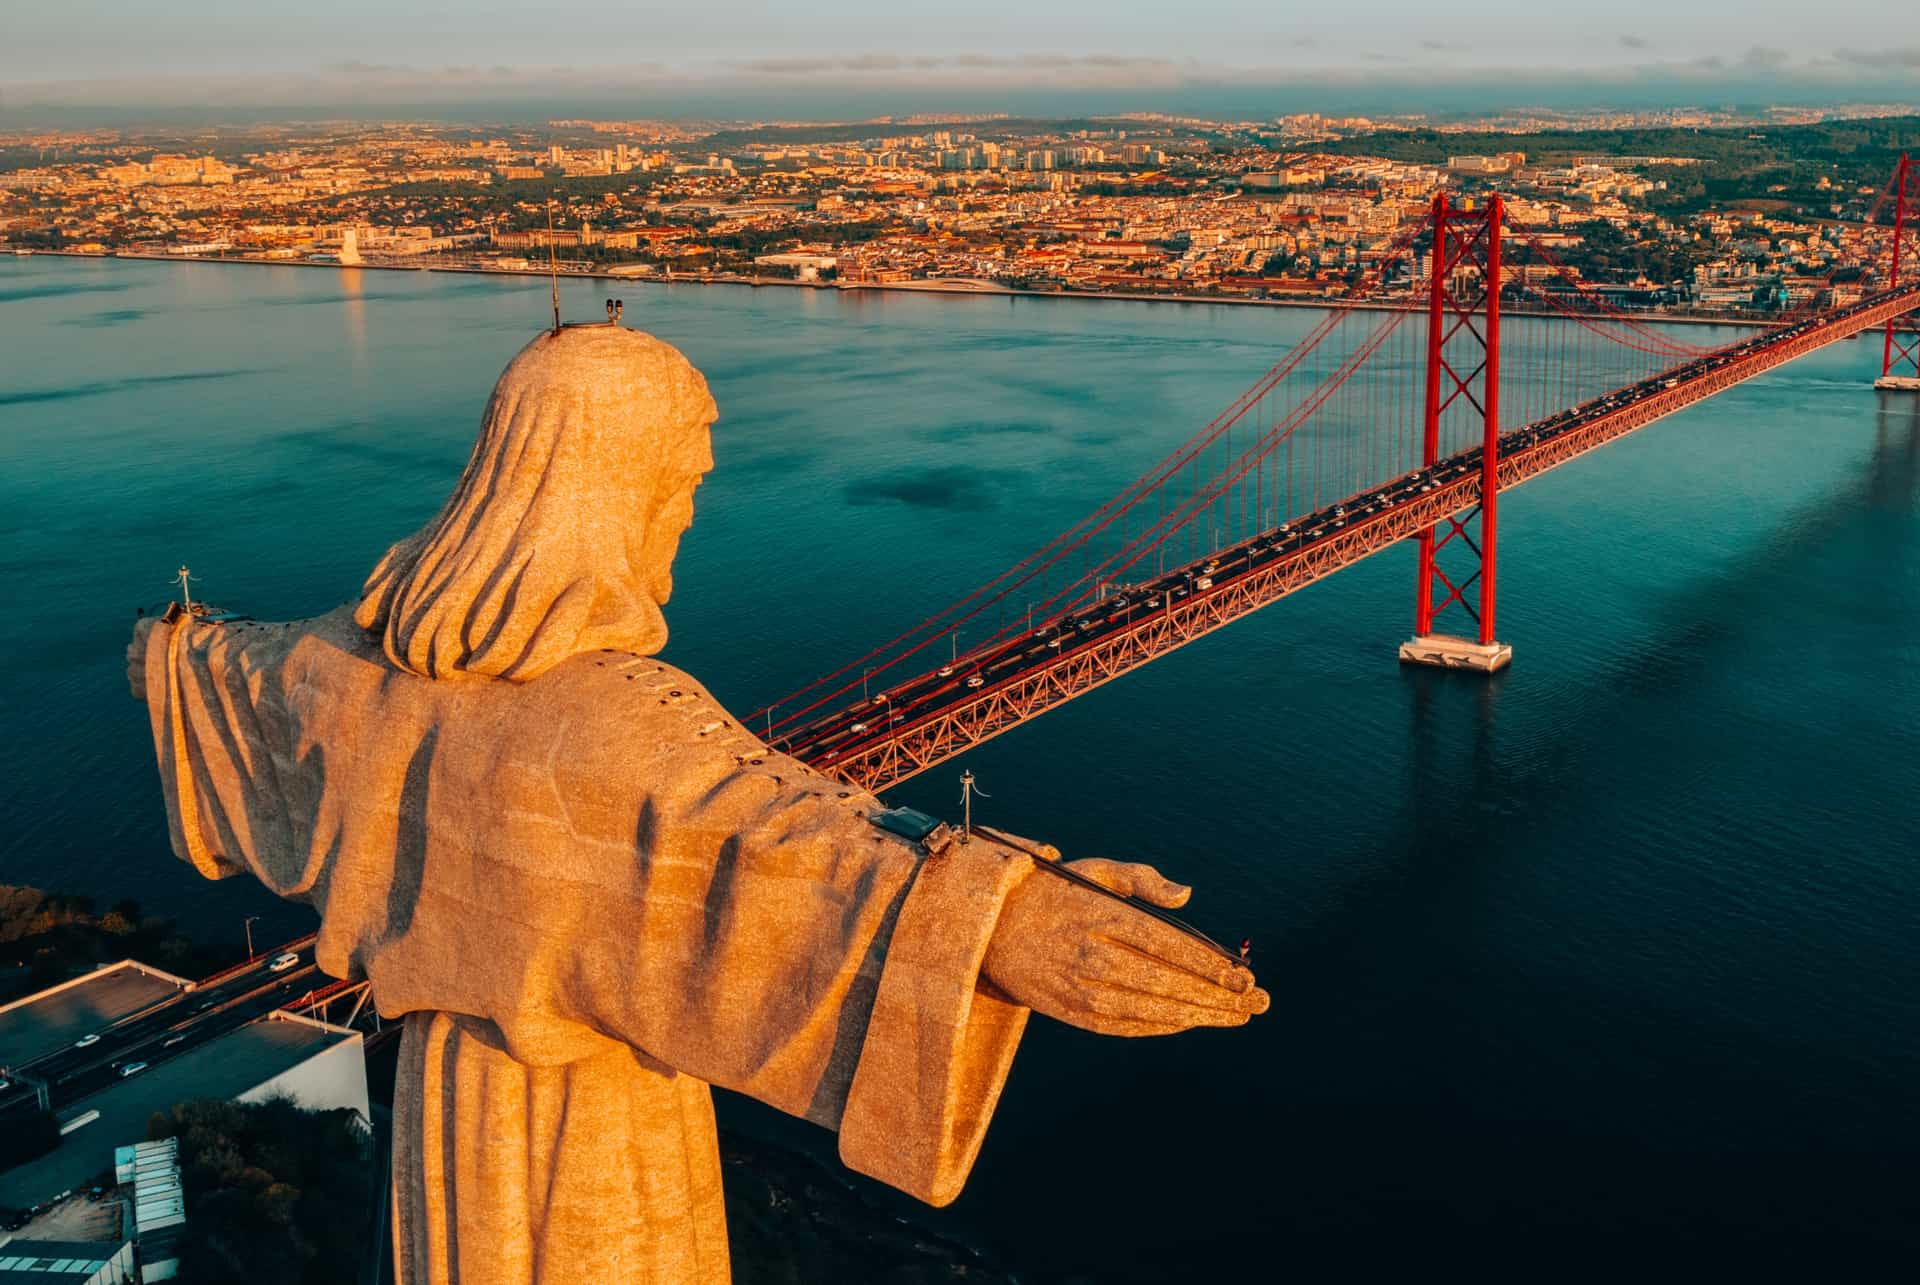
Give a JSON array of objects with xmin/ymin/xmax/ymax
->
[
  {"xmin": 1398, "ymin": 633, "xmax": 1513, "ymax": 672},
  {"xmin": 1401, "ymin": 192, "xmax": 1511, "ymax": 672}
]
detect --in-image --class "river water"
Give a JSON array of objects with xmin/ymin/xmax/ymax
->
[{"xmin": 2, "ymin": 255, "xmax": 1915, "ymax": 1277}]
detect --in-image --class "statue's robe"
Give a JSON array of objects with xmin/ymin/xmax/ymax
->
[{"xmin": 138, "ymin": 605, "xmax": 1038, "ymax": 1285}]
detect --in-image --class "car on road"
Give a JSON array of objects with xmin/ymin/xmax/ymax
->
[
  {"xmin": 268, "ymin": 951, "xmax": 300, "ymax": 973},
  {"xmin": 73, "ymin": 1033, "xmax": 100, "ymax": 1049},
  {"xmin": 162, "ymin": 1034, "xmax": 187, "ymax": 1049},
  {"xmin": 117, "ymin": 1062, "xmax": 148, "ymax": 1079}
]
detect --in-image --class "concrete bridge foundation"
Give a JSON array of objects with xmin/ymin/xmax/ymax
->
[{"xmin": 1399, "ymin": 633, "xmax": 1513, "ymax": 672}]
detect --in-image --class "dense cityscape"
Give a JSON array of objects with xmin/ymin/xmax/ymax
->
[{"xmin": 5, "ymin": 103, "xmax": 1920, "ymax": 317}]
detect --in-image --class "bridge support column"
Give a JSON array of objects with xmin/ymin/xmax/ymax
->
[
  {"xmin": 1878, "ymin": 155, "xmax": 1920, "ymax": 392},
  {"xmin": 1402, "ymin": 193, "xmax": 1510, "ymax": 672}
]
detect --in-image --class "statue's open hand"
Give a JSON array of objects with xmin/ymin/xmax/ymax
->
[{"xmin": 981, "ymin": 858, "xmax": 1269, "ymax": 1036}]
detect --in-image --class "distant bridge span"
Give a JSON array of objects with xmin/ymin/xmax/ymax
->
[{"xmin": 757, "ymin": 170, "xmax": 1920, "ymax": 794}]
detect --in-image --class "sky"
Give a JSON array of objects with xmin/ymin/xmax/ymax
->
[{"xmin": 4, "ymin": 1, "xmax": 1918, "ymax": 122}]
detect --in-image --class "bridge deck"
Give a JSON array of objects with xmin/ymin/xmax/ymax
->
[{"xmin": 784, "ymin": 285, "xmax": 1920, "ymax": 792}]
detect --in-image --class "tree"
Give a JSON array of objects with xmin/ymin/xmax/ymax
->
[
  {"xmin": 0, "ymin": 1109, "xmax": 60, "ymax": 1174},
  {"xmin": 147, "ymin": 1097, "xmax": 372, "ymax": 1285}
]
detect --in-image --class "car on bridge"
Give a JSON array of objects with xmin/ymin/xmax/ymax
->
[
  {"xmin": 117, "ymin": 1061, "xmax": 148, "ymax": 1078},
  {"xmin": 268, "ymin": 951, "xmax": 300, "ymax": 973}
]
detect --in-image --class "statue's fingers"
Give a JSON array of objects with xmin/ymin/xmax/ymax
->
[
  {"xmin": 1066, "ymin": 858, "xmax": 1192, "ymax": 908},
  {"xmin": 1081, "ymin": 980, "xmax": 1257, "ymax": 1032},
  {"xmin": 1102, "ymin": 916, "xmax": 1256, "ymax": 994},
  {"xmin": 1088, "ymin": 943, "xmax": 1269, "ymax": 1016}
]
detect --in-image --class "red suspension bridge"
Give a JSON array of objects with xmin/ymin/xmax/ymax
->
[{"xmin": 752, "ymin": 159, "xmax": 1920, "ymax": 793}]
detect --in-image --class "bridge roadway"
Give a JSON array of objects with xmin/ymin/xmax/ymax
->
[
  {"xmin": 0, "ymin": 935, "xmax": 323, "ymax": 1120},
  {"xmin": 781, "ymin": 284, "xmax": 1920, "ymax": 792}
]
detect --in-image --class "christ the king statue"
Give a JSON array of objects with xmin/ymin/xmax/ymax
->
[{"xmin": 128, "ymin": 324, "xmax": 1268, "ymax": 1284}]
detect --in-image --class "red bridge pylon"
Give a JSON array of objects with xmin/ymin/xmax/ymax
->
[
  {"xmin": 1400, "ymin": 192, "xmax": 1513, "ymax": 672},
  {"xmin": 1878, "ymin": 153, "xmax": 1920, "ymax": 392}
]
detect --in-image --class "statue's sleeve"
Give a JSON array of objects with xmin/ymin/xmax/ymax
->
[
  {"xmin": 832, "ymin": 834, "xmax": 1039, "ymax": 1205},
  {"xmin": 135, "ymin": 615, "xmax": 316, "ymax": 896}
]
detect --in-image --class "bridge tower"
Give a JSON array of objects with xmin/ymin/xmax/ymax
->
[
  {"xmin": 1876, "ymin": 153, "xmax": 1920, "ymax": 392},
  {"xmin": 1400, "ymin": 192, "xmax": 1513, "ymax": 672}
]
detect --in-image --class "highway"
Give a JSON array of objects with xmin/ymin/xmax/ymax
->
[
  {"xmin": 0, "ymin": 936, "xmax": 323, "ymax": 1120},
  {"xmin": 780, "ymin": 283, "xmax": 1920, "ymax": 789}
]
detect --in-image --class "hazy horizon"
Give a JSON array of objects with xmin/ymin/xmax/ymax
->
[{"xmin": 5, "ymin": 0, "xmax": 1918, "ymax": 127}]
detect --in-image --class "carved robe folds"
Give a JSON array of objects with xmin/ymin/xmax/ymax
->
[{"xmin": 139, "ymin": 606, "xmax": 1035, "ymax": 1284}]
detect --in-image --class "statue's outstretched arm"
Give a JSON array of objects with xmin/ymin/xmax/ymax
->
[
  {"xmin": 553, "ymin": 746, "xmax": 1265, "ymax": 1206},
  {"xmin": 129, "ymin": 613, "xmax": 1266, "ymax": 1210}
]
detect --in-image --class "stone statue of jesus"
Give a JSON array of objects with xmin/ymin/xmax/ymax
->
[{"xmin": 128, "ymin": 325, "xmax": 1267, "ymax": 1284}]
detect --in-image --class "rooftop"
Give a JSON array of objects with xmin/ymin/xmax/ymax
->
[
  {"xmin": 0, "ymin": 964, "xmax": 188, "ymax": 1071},
  {"xmin": 0, "ymin": 1238, "xmax": 130, "ymax": 1282},
  {"xmin": 0, "ymin": 1016, "xmax": 357, "ymax": 1212}
]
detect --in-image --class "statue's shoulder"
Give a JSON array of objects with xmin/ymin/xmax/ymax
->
[
  {"xmin": 273, "ymin": 604, "xmax": 389, "ymax": 680},
  {"xmin": 162, "ymin": 602, "xmax": 365, "ymax": 666},
  {"xmin": 538, "ymin": 650, "xmax": 743, "ymax": 744},
  {"xmin": 538, "ymin": 649, "xmax": 860, "ymax": 800}
]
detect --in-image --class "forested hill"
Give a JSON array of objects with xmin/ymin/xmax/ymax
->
[{"xmin": 1324, "ymin": 116, "xmax": 1920, "ymax": 213}]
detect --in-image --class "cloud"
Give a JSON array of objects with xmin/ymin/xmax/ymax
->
[
  {"xmin": 1834, "ymin": 46, "xmax": 1920, "ymax": 69},
  {"xmin": 1655, "ymin": 45, "xmax": 1816, "ymax": 78},
  {"xmin": 732, "ymin": 53, "xmax": 1177, "ymax": 77},
  {"xmin": 329, "ymin": 59, "xmax": 408, "ymax": 75},
  {"xmin": 10, "ymin": 40, "xmax": 1920, "ymax": 121},
  {"xmin": 319, "ymin": 59, "xmax": 618, "ymax": 85}
]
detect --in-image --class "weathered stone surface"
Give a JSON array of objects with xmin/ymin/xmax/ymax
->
[{"xmin": 129, "ymin": 325, "xmax": 1266, "ymax": 1284}]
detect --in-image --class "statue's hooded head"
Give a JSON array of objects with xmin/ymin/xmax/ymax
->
[{"xmin": 355, "ymin": 326, "xmax": 717, "ymax": 681}]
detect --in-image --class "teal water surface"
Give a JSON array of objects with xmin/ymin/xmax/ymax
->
[{"xmin": 2, "ymin": 255, "xmax": 1915, "ymax": 1277}]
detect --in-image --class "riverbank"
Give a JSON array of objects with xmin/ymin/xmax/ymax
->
[
  {"xmin": 0, "ymin": 885, "xmax": 243, "ymax": 1006},
  {"xmin": 20, "ymin": 247, "xmax": 1786, "ymax": 332}
]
